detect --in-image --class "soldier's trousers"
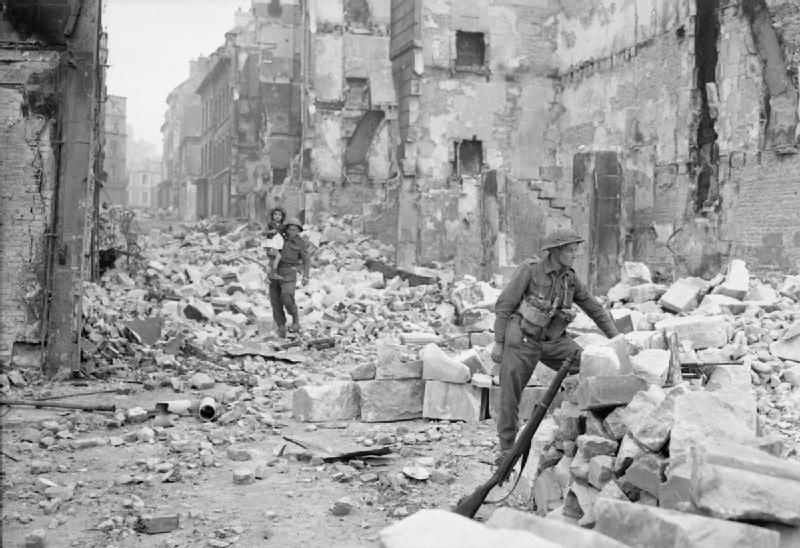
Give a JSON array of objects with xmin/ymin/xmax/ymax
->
[
  {"xmin": 497, "ymin": 315, "xmax": 581, "ymax": 451},
  {"xmin": 269, "ymin": 265, "xmax": 299, "ymax": 327}
]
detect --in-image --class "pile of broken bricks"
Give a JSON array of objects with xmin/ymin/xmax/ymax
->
[{"xmin": 374, "ymin": 259, "xmax": 800, "ymax": 548}]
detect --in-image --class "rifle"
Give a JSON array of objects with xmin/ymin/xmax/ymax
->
[{"xmin": 453, "ymin": 350, "xmax": 580, "ymax": 518}]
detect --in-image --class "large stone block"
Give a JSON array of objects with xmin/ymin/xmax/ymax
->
[
  {"xmin": 292, "ymin": 381, "xmax": 360, "ymax": 422},
  {"xmin": 654, "ymin": 315, "xmax": 729, "ymax": 349},
  {"xmin": 619, "ymin": 453, "xmax": 664, "ymax": 499},
  {"xmin": 691, "ymin": 440, "xmax": 800, "ymax": 525},
  {"xmin": 378, "ymin": 509, "xmax": 560, "ymax": 548},
  {"xmin": 454, "ymin": 347, "xmax": 490, "ymax": 376},
  {"xmin": 485, "ymin": 507, "xmax": 629, "ymax": 548},
  {"xmin": 423, "ymin": 381, "xmax": 482, "ymax": 422},
  {"xmin": 660, "ymin": 279, "xmax": 706, "ymax": 313},
  {"xmin": 375, "ymin": 339, "xmax": 422, "ymax": 379},
  {"xmin": 420, "ymin": 343, "xmax": 471, "ymax": 383},
  {"xmin": 594, "ymin": 498, "xmax": 780, "ymax": 548},
  {"xmin": 699, "ymin": 294, "xmax": 747, "ymax": 315},
  {"xmin": 631, "ymin": 349, "xmax": 670, "ymax": 386},
  {"xmin": 669, "ymin": 388, "xmax": 757, "ymax": 466},
  {"xmin": 575, "ymin": 375, "xmax": 647, "ymax": 411},
  {"xmin": 360, "ymin": 379, "xmax": 424, "ymax": 422},
  {"xmin": 579, "ymin": 345, "xmax": 622, "ymax": 380},
  {"xmin": 629, "ymin": 384, "xmax": 689, "ymax": 452},
  {"xmin": 629, "ymin": 283, "xmax": 667, "ymax": 303},
  {"xmin": 713, "ymin": 259, "xmax": 749, "ymax": 300},
  {"xmin": 376, "ymin": 359, "xmax": 423, "ymax": 380}
]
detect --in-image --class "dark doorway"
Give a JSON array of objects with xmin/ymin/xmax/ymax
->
[{"xmin": 456, "ymin": 139, "xmax": 483, "ymax": 175}]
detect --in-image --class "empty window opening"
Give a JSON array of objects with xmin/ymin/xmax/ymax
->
[
  {"xmin": 272, "ymin": 167, "xmax": 287, "ymax": 185},
  {"xmin": 346, "ymin": 0, "xmax": 369, "ymax": 26},
  {"xmin": 455, "ymin": 31, "xmax": 486, "ymax": 67},
  {"xmin": 268, "ymin": 0, "xmax": 282, "ymax": 17},
  {"xmin": 345, "ymin": 78, "xmax": 370, "ymax": 111},
  {"xmin": 454, "ymin": 139, "xmax": 483, "ymax": 176}
]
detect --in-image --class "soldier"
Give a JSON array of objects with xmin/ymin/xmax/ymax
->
[
  {"xmin": 491, "ymin": 228, "xmax": 620, "ymax": 464},
  {"xmin": 269, "ymin": 217, "xmax": 310, "ymax": 338}
]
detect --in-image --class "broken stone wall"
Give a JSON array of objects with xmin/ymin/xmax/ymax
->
[
  {"xmin": 557, "ymin": 0, "xmax": 697, "ymax": 289},
  {"xmin": 0, "ymin": 39, "xmax": 60, "ymax": 367},
  {"xmin": 305, "ymin": 0, "xmax": 399, "ymax": 230},
  {"xmin": 391, "ymin": 0, "xmax": 569, "ymax": 276},
  {"xmin": 557, "ymin": 0, "xmax": 800, "ymax": 286},
  {"xmin": 717, "ymin": 0, "xmax": 800, "ymax": 274}
]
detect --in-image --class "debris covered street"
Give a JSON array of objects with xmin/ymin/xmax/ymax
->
[
  {"xmin": 3, "ymin": 215, "xmax": 800, "ymax": 547},
  {"xmin": 4, "ymin": 0, "xmax": 800, "ymax": 547}
]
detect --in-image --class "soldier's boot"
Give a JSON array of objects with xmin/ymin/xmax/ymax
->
[{"xmin": 276, "ymin": 325, "xmax": 287, "ymax": 338}]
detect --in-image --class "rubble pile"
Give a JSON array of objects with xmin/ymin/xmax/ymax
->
[{"xmin": 379, "ymin": 260, "xmax": 800, "ymax": 548}]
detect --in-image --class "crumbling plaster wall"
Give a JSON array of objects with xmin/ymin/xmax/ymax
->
[
  {"xmin": 0, "ymin": 30, "xmax": 60, "ymax": 365},
  {"xmin": 306, "ymin": 0, "xmax": 400, "ymax": 234},
  {"xmin": 556, "ymin": 0, "xmax": 800, "ymax": 279},
  {"xmin": 396, "ymin": 0, "xmax": 566, "ymax": 274},
  {"xmin": 556, "ymin": 0, "xmax": 707, "ymax": 280},
  {"xmin": 718, "ymin": 0, "xmax": 800, "ymax": 272}
]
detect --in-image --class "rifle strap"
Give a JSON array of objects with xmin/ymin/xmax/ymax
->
[{"xmin": 484, "ymin": 441, "xmax": 532, "ymax": 505}]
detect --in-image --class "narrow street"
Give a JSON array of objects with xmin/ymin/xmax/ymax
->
[{"xmin": 4, "ymin": 0, "xmax": 800, "ymax": 547}]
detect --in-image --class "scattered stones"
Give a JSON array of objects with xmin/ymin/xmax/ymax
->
[
  {"xmin": 136, "ymin": 513, "xmax": 180, "ymax": 534},
  {"xmin": 574, "ymin": 375, "xmax": 647, "ymax": 410},
  {"xmin": 232, "ymin": 468, "xmax": 255, "ymax": 485},
  {"xmin": 330, "ymin": 497, "xmax": 354, "ymax": 516}
]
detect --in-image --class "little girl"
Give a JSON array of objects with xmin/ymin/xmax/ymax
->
[{"xmin": 265, "ymin": 206, "xmax": 286, "ymax": 280}]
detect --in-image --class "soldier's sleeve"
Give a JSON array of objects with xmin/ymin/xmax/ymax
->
[
  {"xmin": 573, "ymin": 276, "xmax": 619, "ymax": 338},
  {"xmin": 493, "ymin": 263, "xmax": 531, "ymax": 344}
]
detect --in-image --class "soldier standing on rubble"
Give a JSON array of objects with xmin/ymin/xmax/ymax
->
[
  {"xmin": 491, "ymin": 228, "xmax": 620, "ymax": 465},
  {"xmin": 269, "ymin": 217, "xmax": 310, "ymax": 338}
]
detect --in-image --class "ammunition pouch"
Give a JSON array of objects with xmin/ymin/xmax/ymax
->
[{"xmin": 517, "ymin": 299, "xmax": 553, "ymax": 340}]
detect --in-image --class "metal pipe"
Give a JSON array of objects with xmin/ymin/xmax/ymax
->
[
  {"xmin": 198, "ymin": 397, "xmax": 218, "ymax": 422},
  {"xmin": 0, "ymin": 399, "xmax": 115, "ymax": 412},
  {"xmin": 154, "ymin": 399, "xmax": 193, "ymax": 415}
]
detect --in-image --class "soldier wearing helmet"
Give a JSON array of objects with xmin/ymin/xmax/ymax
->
[
  {"xmin": 491, "ymin": 227, "xmax": 619, "ymax": 465},
  {"xmin": 269, "ymin": 217, "xmax": 310, "ymax": 337}
]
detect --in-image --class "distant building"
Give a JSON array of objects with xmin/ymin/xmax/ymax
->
[
  {"xmin": 128, "ymin": 158, "xmax": 161, "ymax": 208},
  {"xmin": 102, "ymin": 95, "xmax": 128, "ymax": 205},
  {"xmin": 160, "ymin": 57, "xmax": 209, "ymax": 220},
  {"xmin": 197, "ymin": 46, "xmax": 235, "ymax": 218}
]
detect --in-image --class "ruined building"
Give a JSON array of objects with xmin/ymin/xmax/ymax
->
[
  {"xmin": 385, "ymin": 0, "xmax": 800, "ymax": 290},
  {"xmin": 160, "ymin": 57, "xmax": 209, "ymax": 219},
  {"xmin": 101, "ymin": 95, "xmax": 128, "ymax": 206},
  {"xmin": 1, "ymin": 0, "xmax": 105, "ymax": 371}
]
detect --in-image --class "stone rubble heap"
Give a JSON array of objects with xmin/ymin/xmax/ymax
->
[{"xmin": 377, "ymin": 259, "xmax": 800, "ymax": 548}]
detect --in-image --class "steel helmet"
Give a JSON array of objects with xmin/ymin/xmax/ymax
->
[
  {"xmin": 541, "ymin": 228, "xmax": 584, "ymax": 250},
  {"xmin": 284, "ymin": 217, "xmax": 304, "ymax": 231}
]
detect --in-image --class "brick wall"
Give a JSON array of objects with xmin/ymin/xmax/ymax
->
[
  {"xmin": 0, "ymin": 51, "xmax": 60, "ymax": 366},
  {"xmin": 721, "ymin": 152, "xmax": 800, "ymax": 274}
]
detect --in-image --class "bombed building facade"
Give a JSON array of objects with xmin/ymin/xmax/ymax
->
[
  {"xmin": 179, "ymin": 0, "xmax": 798, "ymax": 287},
  {"xmin": 1, "ymin": 0, "xmax": 105, "ymax": 369}
]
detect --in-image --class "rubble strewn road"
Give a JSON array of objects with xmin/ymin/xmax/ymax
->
[{"xmin": 2, "ymin": 215, "xmax": 800, "ymax": 547}]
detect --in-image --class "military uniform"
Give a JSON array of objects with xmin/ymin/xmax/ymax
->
[
  {"xmin": 494, "ymin": 253, "xmax": 619, "ymax": 452},
  {"xmin": 269, "ymin": 219, "xmax": 310, "ymax": 332}
]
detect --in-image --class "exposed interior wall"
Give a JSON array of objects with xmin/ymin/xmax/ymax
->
[
  {"xmin": 0, "ymin": 43, "xmax": 60, "ymax": 366},
  {"xmin": 391, "ymin": 0, "xmax": 567, "ymax": 272}
]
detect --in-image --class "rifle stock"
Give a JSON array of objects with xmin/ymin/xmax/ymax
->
[{"xmin": 452, "ymin": 350, "xmax": 579, "ymax": 518}]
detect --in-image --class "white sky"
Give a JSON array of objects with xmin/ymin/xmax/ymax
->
[{"xmin": 103, "ymin": 0, "xmax": 248, "ymax": 149}]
